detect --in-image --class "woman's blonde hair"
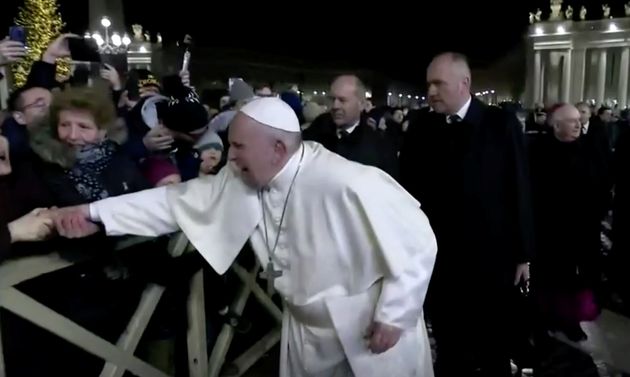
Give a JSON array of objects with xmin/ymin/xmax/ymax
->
[
  {"xmin": 31, "ymin": 85, "xmax": 127, "ymax": 169},
  {"xmin": 49, "ymin": 86, "xmax": 118, "ymax": 135}
]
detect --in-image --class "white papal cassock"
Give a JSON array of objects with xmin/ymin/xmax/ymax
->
[{"xmin": 89, "ymin": 141, "xmax": 437, "ymax": 377}]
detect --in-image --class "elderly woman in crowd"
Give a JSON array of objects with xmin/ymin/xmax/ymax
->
[{"xmin": 30, "ymin": 86, "xmax": 149, "ymax": 206}]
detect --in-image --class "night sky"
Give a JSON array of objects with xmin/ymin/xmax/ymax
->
[{"xmin": 2, "ymin": 0, "xmax": 629, "ymax": 81}]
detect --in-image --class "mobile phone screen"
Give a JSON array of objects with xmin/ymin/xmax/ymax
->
[
  {"xmin": 9, "ymin": 26, "xmax": 27, "ymax": 45},
  {"xmin": 68, "ymin": 37, "xmax": 101, "ymax": 62}
]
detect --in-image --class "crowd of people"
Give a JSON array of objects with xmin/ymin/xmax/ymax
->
[{"xmin": 0, "ymin": 33, "xmax": 629, "ymax": 377}]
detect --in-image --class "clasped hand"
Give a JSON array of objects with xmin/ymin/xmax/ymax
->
[
  {"xmin": 8, "ymin": 205, "xmax": 99, "ymax": 243},
  {"xmin": 52, "ymin": 205, "xmax": 99, "ymax": 238}
]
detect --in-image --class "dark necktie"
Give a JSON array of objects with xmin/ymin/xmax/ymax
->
[
  {"xmin": 447, "ymin": 114, "xmax": 462, "ymax": 124},
  {"xmin": 338, "ymin": 130, "xmax": 350, "ymax": 139}
]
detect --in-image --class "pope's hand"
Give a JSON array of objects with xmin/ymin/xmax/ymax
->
[
  {"xmin": 53, "ymin": 205, "xmax": 100, "ymax": 239},
  {"xmin": 365, "ymin": 321, "xmax": 403, "ymax": 354}
]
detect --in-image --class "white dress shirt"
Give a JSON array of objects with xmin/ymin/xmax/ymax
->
[
  {"xmin": 337, "ymin": 120, "xmax": 360, "ymax": 138},
  {"xmin": 445, "ymin": 96, "xmax": 472, "ymax": 124}
]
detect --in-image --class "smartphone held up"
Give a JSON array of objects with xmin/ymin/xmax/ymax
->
[
  {"xmin": 9, "ymin": 26, "xmax": 27, "ymax": 46},
  {"xmin": 67, "ymin": 37, "xmax": 101, "ymax": 63}
]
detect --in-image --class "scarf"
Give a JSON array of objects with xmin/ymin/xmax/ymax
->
[{"xmin": 65, "ymin": 140, "xmax": 117, "ymax": 201}]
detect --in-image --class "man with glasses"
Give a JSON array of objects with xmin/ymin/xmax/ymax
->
[
  {"xmin": 1, "ymin": 34, "xmax": 71, "ymax": 161},
  {"xmin": 2, "ymin": 86, "xmax": 53, "ymax": 161}
]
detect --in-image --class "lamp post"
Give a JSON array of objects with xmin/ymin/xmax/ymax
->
[{"xmin": 87, "ymin": 16, "xmax": 131, "ymax": 55}]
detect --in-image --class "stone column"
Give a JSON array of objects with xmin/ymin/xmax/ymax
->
[
  {"xmin": 597, "ymin": 49, "xmax": 608, "ymax": 105},
  {"xmin": 562, "ymin": 50, "xmax": 572, "ymax": 103},
  {"xmin": 571, "ymin": 48, "xmax": 586, "ymax": 103},
  {"xmin": 546, "ymin": 51, "xmax": 562, "ymax": 103},
  {"xmin": 533, "ymin": 50, "xmax": 542, "ymax": 105},
  {"xmin": 618, "ymin": 47, "xmax": 630, "ymax": 108}
]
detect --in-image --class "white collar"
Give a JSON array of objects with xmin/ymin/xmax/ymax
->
[
  {"xmin": 452, "ymin": 96, "xmax": 472, "ymax": 120},
  {"xmin": 266, "ymin": 144, "xmax": 304, "ymax": 192},
  {"xmin": 337, "ymin": 119, "xmax": 360, "ymax": 138},
  {"xmin": 429, "ymin": 96, "xmax": 472, "ymax": 122},
  {"xmin": 582, "ymin": 121, "xmax": 590, "ymax": 133}
]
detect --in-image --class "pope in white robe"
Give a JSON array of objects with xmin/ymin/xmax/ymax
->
[{"xmin": 55, "ymin": 97, "xmax": 438, "ymax": 377}]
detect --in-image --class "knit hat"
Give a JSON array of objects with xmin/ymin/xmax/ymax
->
[
  {"xmin": 160, "ymin": 75, "xmax": 209, "ymax": 134},
  {"xmin": 141, "ymin": 156, "xmax": 180, "ymax": 187},
  {"xmin": 230, "ymin": 79, "xmax": 255, "ymax": 102},
  {"xmin": 133, "ymin": 69, "xmax": 161, "ymax": 91},
  {"xmin": 280, "ymin": 91, "xmax": 304, "ymax": 124},
  {"xmin": 140, "ymin": 94, "xmax": 170, "ymax": 129},
  {"xmin": 194, "ymin": 130, "xmax": 224, "ymax": 152}
]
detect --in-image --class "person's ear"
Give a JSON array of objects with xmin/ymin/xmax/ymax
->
[
  {"xmin": 276, "ymin": 140, "xmax": 287, "ymax": 153},
  {"xmin": 274, "ymin": 140, "xmax": 288, "ymax": 161},
  {"xmin": 462, "ymin": 77, "xmax": 471, "ymax": 93},
  {"xmin": 12, "ymin": 111, "xmax": 27, "ymax": 125}
]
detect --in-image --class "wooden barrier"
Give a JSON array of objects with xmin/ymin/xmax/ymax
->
[
  {"xmin": 0, "ymin": 235, "xmax": 204, "ymax": 377},
  {"xmin": 0, "ymin": 234, "xmax": 283, "ymax": 377},
  {"xmin": 208, "ymin": 261, "xmax": 283, "ymax": 377}
]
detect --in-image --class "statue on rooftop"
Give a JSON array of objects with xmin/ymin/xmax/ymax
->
[
  {"xmin": 603, "ymin": 4, "xmax": 611, "ymax": 19},
  {"xmin": 132, "ymin": 24, "xmax": 143, "ymax": 42},
  {"xmin": 550, "ymin": 0, "xmax": 563, "ymax": 20}
]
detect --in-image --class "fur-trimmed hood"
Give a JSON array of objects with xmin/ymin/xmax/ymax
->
[{"xmin": 30, "ymin": 116, "xmax": 128, "ymax": 169}]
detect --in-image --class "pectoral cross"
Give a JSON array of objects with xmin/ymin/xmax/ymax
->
[{"xmin": 259, "ymin": 261, "xmax": 282, "ymax": 296}]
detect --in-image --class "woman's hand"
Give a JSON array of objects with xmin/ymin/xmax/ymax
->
[{"xmin": 8, "ymin": 208, "xmax": 55, "ymax": 243}]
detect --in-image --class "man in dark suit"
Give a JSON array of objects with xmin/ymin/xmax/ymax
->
[
  {"xmin": 399, "ymin": 52, "xmax": 534, "ymax": 377},
  {"xmin": 578, "ymin": 102, "xmax": 612, "ymax": 153},
  {"xmin": 302, "ymin": 75, "xmax": 399, "ymax": 179}
]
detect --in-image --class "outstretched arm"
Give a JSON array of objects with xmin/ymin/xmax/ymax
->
[{"xmin": 55, "ymin": 186, "xmax": 180, "ymax": 238}]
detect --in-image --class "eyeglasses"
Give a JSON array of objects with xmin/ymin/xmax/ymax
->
[{"xmin": 21, "ymin": 98, "xmax": 48, "ymax": 111}]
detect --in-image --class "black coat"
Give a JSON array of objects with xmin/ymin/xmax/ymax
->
[
  {"xmin": 302, "ymin": 113, "xmax": 399, "ymax": 179},
  {"xmin": 530, "ymin": 135, "xmax": 611, "ymax": 290},
  {"xmin": 39, "ymin": 148, "xmax": 150, "ymax": 207},
  {"xmin": 400, "ymin": 99, "xmax": 535, "ymax": 297},
  {"xmin": 583, "ymin": 117, "xmax": 613, "ymax": 154},
  {"xmin": 0, "ymin": 156, "xmax": 55, "ymax": 262}
]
